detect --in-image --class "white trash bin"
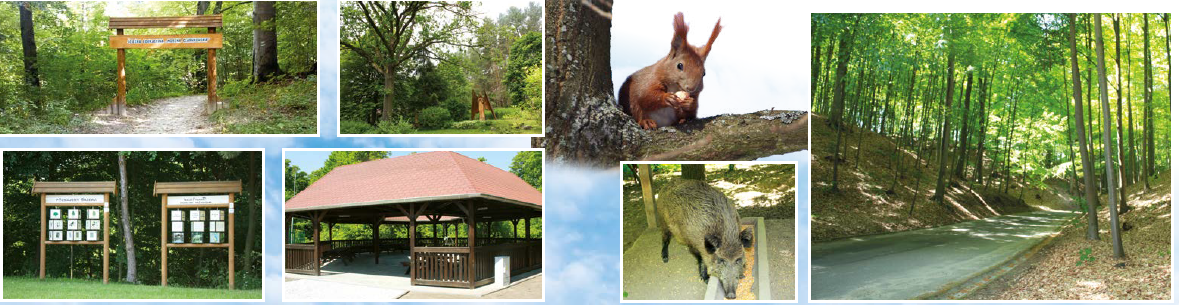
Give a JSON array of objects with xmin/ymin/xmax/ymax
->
[{"xmin": 495, "ymin": 256, "xmax": 512, "ymax": 287}]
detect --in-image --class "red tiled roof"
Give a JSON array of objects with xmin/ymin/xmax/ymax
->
[{"xmin": 285, "ymin": 151, "xmax": 541, "ymax": 212}]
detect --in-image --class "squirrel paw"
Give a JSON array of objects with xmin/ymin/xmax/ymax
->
[{"xmin": 638, "ymin": 119, "xmax": 658, "ymax": 130}]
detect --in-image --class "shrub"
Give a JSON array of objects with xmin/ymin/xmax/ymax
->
[
  {"xmin": 340, "ymin": 120, "xmax": 375, "ymax": 134},
  {"xmin": 378, "ymin": 117, "xmax": 416, "ymax": 134},
  {"xmin": 442, "ymin": 96, "xmax": 471, "ymax": 122},
  {"xmin": 418, "ymin": 106, "xmax": 452, "ymax": 129}
]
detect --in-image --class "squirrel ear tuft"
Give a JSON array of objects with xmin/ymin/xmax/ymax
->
[
  {"xmin": 696, "ymin": 18, "xmax": 722, "ymax": 61},
  {"xmin": 671, "ymin": 12, "xmax": 689, "ymax": 52}
]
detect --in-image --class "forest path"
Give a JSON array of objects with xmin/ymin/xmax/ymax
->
[
  {"xmin": 80, "ymin": 95, "xmax": 218, "ymax": 134},
  {"xmin": 811, "ymin": 210, "xmax": 1076, "ymax": 300}
]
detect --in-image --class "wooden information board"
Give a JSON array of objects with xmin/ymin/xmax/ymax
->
[
  {"xmin": 109, "ymin": 34, "xmax": 223, "ymax": 49},
  {"xmin": 155, "ymin": 181, "xmax": 241, "ymax": 290},
  {"xmin": 33, "ymin": 181, "xmax": 115, "ymax": 284}
]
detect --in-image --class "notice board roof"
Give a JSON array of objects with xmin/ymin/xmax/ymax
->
[
  {"xmin": 32, "ymin": 181, "xmax": 117, "ymax": 194},
  {"xmin": 154, "ymin": 181, "xmax": 242, "ymax": 195},
  {"xmin": 108, "ymin": 15, "xmax": 223, "ymax": 29}
]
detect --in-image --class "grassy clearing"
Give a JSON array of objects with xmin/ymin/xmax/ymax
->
[
  {"xmin": 212, "ymin": 76, "xmax": 318, "ymax": 134},
  {"xmin": 2, "ymin": 276, "xmax": 262, "ymax": 299}
]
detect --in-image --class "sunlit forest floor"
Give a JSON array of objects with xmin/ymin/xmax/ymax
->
[
  {"xmin": 811, "ymin": 114, "xmax": 1072, "ymax": 242},
  {"xmin": 967, "ymin": 174, "xmax": 1171, "ymax": 300},
  {"xmin": 2, "ymin": 276, "xmax": 262, "ymax": 299}
]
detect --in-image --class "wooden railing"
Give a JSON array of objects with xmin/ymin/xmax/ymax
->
[
  {"xmin": 285, "ymin": 244, "xmax": 317, "ymax": 275},
  {"xmin": 411, "ymin": 239, "xmax": 541, "ymax": 288}
]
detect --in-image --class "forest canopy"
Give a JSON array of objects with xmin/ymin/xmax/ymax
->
[
  {"xmin": 812, "ymin": 13, "xmax": 1170, "ymax": 199},
  {"xmin": 339, "ymin": 1, "xmax": 542, "ymax": 134}
]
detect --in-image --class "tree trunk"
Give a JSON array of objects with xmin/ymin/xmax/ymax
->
[
  {"xmin": 1113, "ymin": 14, "xmax": 1129, "ymax": 213},
  {"xmin": 117, "ymin": 153, "xmax": 137, "ymax": 283},
  {"xmin": 1092, "ymin": 13, "xmax": 1125, "ymax": 258},
  {"xmin": 1069, "ymin": 14, "xmax": 1101, "ymax": 241},
  {"xmin": 19, "ymin": 2, "xmax": 41, "ymax": 91},
  {"xmin": 242, "ymin": 153, "xmax": 260, "ymax": 273},
  {"xmin": 681, "ymin": 164, "xmax": 705, "ymax": 180},
  {"xmin": 1142, "ymin": 13, "xmax": 1154, "ymax": 189},
  {"xmin": 197, "ymin": 1, "xmax": 210, "ymax": 15},
  {"xmin": 953, "ymin": 70, "xmax": 973, "ymax": 178},
  {"xmin": 252, "ymin": 1, "xmax": 282, "ymax": 83},
  {"xmin": 933, "ymin": 21, "xmax": 955, "ymax": 205}
]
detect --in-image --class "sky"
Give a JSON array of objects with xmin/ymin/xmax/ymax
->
[{"xmin": 611, "ymin": 1, "xmax": 811, "ymax": 115}]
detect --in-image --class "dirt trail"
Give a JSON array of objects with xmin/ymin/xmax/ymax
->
[{"xmin": 78, "ymin": 95, "xmax": 218, "ymax": 134}]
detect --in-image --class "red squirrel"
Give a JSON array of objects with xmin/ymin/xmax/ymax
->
[{"xmin": 619, "ymin": 12, "xmax": 721, "ymax": 129}]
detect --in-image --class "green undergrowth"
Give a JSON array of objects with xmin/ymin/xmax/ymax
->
[
  {"xmin": 211, "ymin": 76, "xmax": 317, "ymax": 134},
  {"xmin": 340, "ymin": 106, "xmax": 540, "ymax": 134},
  {"xmin": 2, "ymin": 276, "xmax": 262, "ymax": 299}
]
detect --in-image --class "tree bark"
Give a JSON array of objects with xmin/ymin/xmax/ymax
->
[
  {"xmin": 1069, "ymin": 14, "xmax": 1101, "ymax": 241},
  {"xmin": 117, "ymin": 153, "xmax": 137, "ymax": 283},
  {"xmin": 242, "ymin": 153, "xmax": 260, "ymax": 273},
  {"xmin": 933, "ymin": 19, "xmax": 955, "ymax": 205},
  {"xmin": 252, "ymin": 1, "xmax": 282, "ymax": 83},
  {"xmin": 953, "ymin": 70, "xmax": 973, "ymax": 178},
  {"xmin": 1142, "ymin": 13, "xmax": 1154, "ymax": 188},
  {"xmin": 1113, "ymin": 14, "xmax": 1129, "ymax": 213},
  {"xmin": 681, "ymin": 164, "xmax": 705, "ymax": 180},
  {"xmin": 1092, "ymin": 13, "xmax": 1125, "ymax": 258},
  {"xmin": 19, "ymin": 2, "xmax": 40, "ymax": 89}
]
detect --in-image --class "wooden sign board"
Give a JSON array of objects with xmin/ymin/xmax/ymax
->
[
  {"xmin": 168, "ymin": 195, "xmax": 231, "ymax": 205},
  {"xmin": 46, "ymin": 194, "xmax": 105, "ymax": 204},
  {"xmin": 110, "ymin": 34, "xmax": 222, "ymax": 49}
]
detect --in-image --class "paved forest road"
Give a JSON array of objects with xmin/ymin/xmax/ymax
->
[
  {"xmin": 811, "ymin": 210, "xmax": 1076, "ymax": 300},
  {"xmin": 79, "ymin": 95, "xmax": 216, "ymax": 134}
]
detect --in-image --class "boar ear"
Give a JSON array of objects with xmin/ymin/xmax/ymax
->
[
  {"xmin": 704, "ymin": 234, "xmax": 720, "ymax": 254},
  {"xmin": 740, "ymin": 226, "xmax": 753, "ymax": 248}
]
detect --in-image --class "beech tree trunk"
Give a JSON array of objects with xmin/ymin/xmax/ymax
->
[
  {"xmin": 932, "ymin": 20, "xmax": 955, "ymax": 205},
  {"xmin": 1092, "ymin": 13, "xmax": 1125, "ymax": 258},
  {"xmin": 253, "ymin": 1, "xmax": 282, "ymax": 83},
  {"xmin": 117, "ymin": 153, "xmax": 138, "ymax": 283},
  {"xmin": 242, "ymin": 153, "xmax": 260, "ymax": 273},
  {"xmin": 20, "ymin": 2, "xmax": 40, "ymax": 89},
  {"xmin": 1069, "ymin": 14, "xmax": 1101, "ymax": 241}
]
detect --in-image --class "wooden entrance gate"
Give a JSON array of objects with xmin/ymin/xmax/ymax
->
[
  {"xmin": 34, "ymin": 181, "xmax": 115, "ymax": 284},
  {"xmin": 108, "ymin": 15, "xmax": 224, "ymax": 116}
]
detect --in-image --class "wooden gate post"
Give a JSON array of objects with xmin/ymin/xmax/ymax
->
[
  {"xmin": 207, "ymin": 27, "xmax": 218, "ymax": 114},
  {"xmin": 115, "ymin": 29, "xmax": 126, "ymax": 116}
]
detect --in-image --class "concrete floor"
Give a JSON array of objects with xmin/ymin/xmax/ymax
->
[
  {"xmin": 283, "ymin": 252, "xmax": 541, "ymax": 300},
  {"xmin": 623, "ymin": 228, "xmax": 710, "ymax": 300},
  {"xmin": 623, "ymin": 221, "xmax": 795, "ymax": 301},
  {"xmin": 811, "ymin": 210, "xmax": 1075, "ymax": 300}
]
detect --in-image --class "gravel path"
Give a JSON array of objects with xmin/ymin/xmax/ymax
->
[{"xmin": 79, "ymin": 95, "xmax": 217, "ymax": 134}]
